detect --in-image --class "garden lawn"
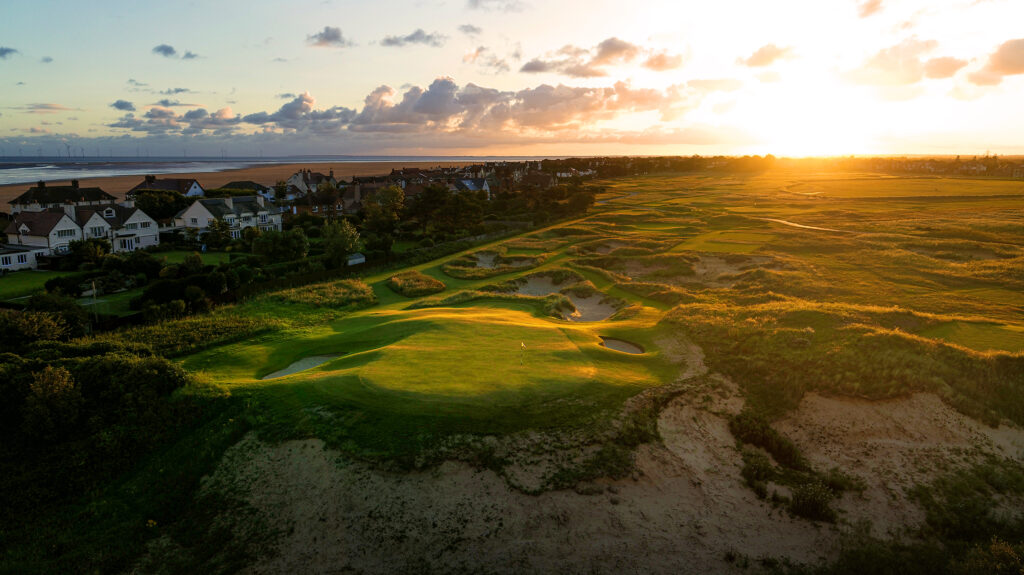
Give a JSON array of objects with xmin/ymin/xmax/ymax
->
[{"xmin": 0, "ymin": 270, "xmax": 76, "ymax": 300}]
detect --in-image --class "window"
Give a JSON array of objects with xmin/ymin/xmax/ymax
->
[
  {"xmin": 1, "ymin": 256, "xmax": 10, "ymax": 266},
  {"xmin": 17, "ymin": 254, "xmax": 27, "ymax": 264},
  {"xmin": 190, "ymin": 217, "xmax": 198, "ymax": 225},
  {"xmin": 230, "ymin": 230, "xmax": 241, "ymax": 239},
  {"xmin": 125, "ymin": 223, "xmax": 138, "ymax": 230},
  {"xmin": 312, "ymin": 206, "xmax": 319, "ymax": 213},
  {"xmin": 56, "ymin": 229, "xmax": 76, "ymax": 238},
  {"xmin": 90, "ymin": 226, "xmax": 105, "ymax": 237},
  {"xmin": 104, "ymin": 208, "xmax": 115, "ymax": 218},
  {"xmin": 259, "ymin": 214, "xmax": 268, "ymax": 223},
  {"xmin": 242, "ymin": 216, "xmax": 251, "ymax": 223},
  {"xmin": 141, "ymin": 221, "xmax": 151, "ymax": 229}
]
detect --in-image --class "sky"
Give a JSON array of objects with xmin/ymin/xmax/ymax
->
[{"xmin": 1, "ymin": 0, "xmax": 1023, "ymax": 157}]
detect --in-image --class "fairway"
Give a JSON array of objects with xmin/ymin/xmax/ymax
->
[{"xmin": 177, "ymin": 170, "xmax": 1024, "ymax": 458}]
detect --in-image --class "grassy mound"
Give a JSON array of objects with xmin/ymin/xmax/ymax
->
[
  {"xmin": 269, "ymin": 279, "xmax": 377, "ymax": 309},
  {"xmin": 387, "ymin": 270, "xmax": 446, "ymax": 298}
]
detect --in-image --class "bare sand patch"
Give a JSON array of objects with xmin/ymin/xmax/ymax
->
[
  {"xmin": 777, "ymin": 393, "xmax": 1024, "ymax": 536},
  {"xmin": 261, "ymin": 355, "xmax": 339, "ymax": 380},
  {"xmin": 208, "ymin": 430, "xmax": 835, "ymax": 575},
  {"xmin": 599, "ymin": 337, "xmax": 644, "ymax": 354},
  {"xmin": 475, "ymin": 252, "xmax": 497, "ymax": 268},
  {"xmin": 511, "ymin": 276, "xmax": 619, "ymax": 322}
]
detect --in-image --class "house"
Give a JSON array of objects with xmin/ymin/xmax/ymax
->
[
  {"xmin": 129, "ymin": 175, "xmax": 205, "ymax": 198},
  {"xmin": 453, "ymin": 178, "xmax": 492, "ymax": 200},
  {"xmin": 76, "ymin": 204, "xmax": 160, "ymax": 253},
  {"xmin": 286, "ymin": 169, "xmax": 337, "ymax": 196},
  {"xmin": 175, "ymin": 195, "xmax": 285, "ymax": 239},
  {"xmin": 4, "ymin": 210, "xmax": 83, "ymax": 254},
  {"xmin": 220, "ymin": 180, "xmax": 275, "ymax": 201},
  {"xmin": 9, "ymin": 180, "xmax": 116, "ymax": 214},
  {"xmin": 0, "ymin": 244, "xmax": 44, "ymax": 273},
  {"xmin": 1013, "ymin": 165, "xmax": 1024, "ymax": 179},
  {"xmin": 290, "ymin": 188, "xmax": 346, "ymax": 219}
]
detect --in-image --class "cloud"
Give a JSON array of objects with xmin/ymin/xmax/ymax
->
[
  {"xmin": 464, "ymin": 46, "xmax": 511, "ymax": 73},
  {"xmin": 467, "ymin": 0, "xmax": 525, "ymax": 11},
  {"xmin": 20, "ymin": 103, "xmax": 78, "ymax": 114},
  {"xmin": 643, "ymin": 51, "xmax": 684, "ymax": 71},
  {"xmin": 459, "ymin": 24, "xmax": 482, "ymax": 36},
  {"xmin": 521, "ymin": 37, "xmax": 679, "ymax": 77},
  {"xmin": 110, "ymin": 100, "xmax": 136, "ymax": 111},
  {"xmin": 687, "ymin": 78, "xmax": 743, "ymax": 92},
  {"xmin": 969, "ymin": 38, "xmax": 1024, "ymax": 86},
  {"xmin": 307, "ymin": 26, "xmax": 354, "ymax": 48},
  {"xmin": 277, "ymin": 93, "xmax": 297, "ymax": 99},
  {"xmin": 102, "ymin": 77, "xmax": 697, "ymax": 142},
  {"xmin": 738, "ymin": 44, "xmax": 793, "ymax": 67},
  {"xmin": 128, "ymin": 78, "xmax": 148, "ymax": 87},
  {"xmin": 858, "ymin": 0, "xmax": 883, "ymax": 18},
  {"xmin": 272, "ymin": 57, "xmax": 288, "ymax": 63},
  {"xmin": 846, "ymin": 37, "xmax": 938, "ymax": 86},
  {"xmin": 152, "ymin": 44, "xmax": 177, "ymax": 58},
  {"xmin": 154, "ymin": 99, "xmax": 198, "ymax": 107},
  {"xmin": 590, "ymin": 37, "xmax": 640, "ymax": 66},
  {"xmin": 923, "ymin": 57, "xmax": 967, "ymax": 79},
  {"xmin": 0, "ymin": 47, "xmax": 19, "ymax": 59},
  {"xmin": 40, "ymin": 56, "xmax": 53, "ymax": 64},
  {"xmin": 160, "ymin": 87, "xmax": 192, "ymax": 95},
  {"xmin": 242, "ymin": 92, "xmax": 356, "ymax": 133},
  {"xmin": 381, "ymin": 29, "xmax": 447, "ymax": 48},
  {"xmin": 182, "ymin": 51, "xmax": 200, "ymax": 60}
]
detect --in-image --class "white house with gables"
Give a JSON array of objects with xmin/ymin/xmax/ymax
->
[
  {"xmin": 77, "ymin": 205, "xmax": 160, "ymax": 253},
  {"xmin": 175, "ymin": 195, "xmax": 284, "ymax": 238},
  {"xmin": 3, "ymin": 210, "xmax": 83, "ymax": 254}
]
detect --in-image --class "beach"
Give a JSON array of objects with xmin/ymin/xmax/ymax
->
[{"xmin": 0, "ymin": 161, "xmax": 471, "ymax": 206}]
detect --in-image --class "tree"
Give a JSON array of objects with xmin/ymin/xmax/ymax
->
[
  {"xmin": 322, "ymin": 219, "xmax": 360, "ymax": 268},
  {"xmin": 252, "ymin": 228, "xmax": 309, "ymax": 263},
  {"xmin": 361, "ymin": 185, "xmax": 404, "ymax": 262},
  {"xmin": 180, "ymin": 252, "xmax": 205, "ymax": 276},
  {"xmin": 26, "ymin": 293, "xmax": 88, "ymax": 338},
  {"xmin": 274, "ymin": 180, "xmax": 289, "ymax": 200},
  {"xmin": 133, "ymin": 189, "xmax": 190, "ymax": 221},
  {"xmin": 68, "ymin": 238, "xmax": 110, "ymax": 266},
  {"xmin": 203, "ymin": 219, "xmax": 231, "ymax": 249},
  {"xmin": 407, "ymin": 183, "xmax": 450, "ymax": 234},
  {"xmin": 22, "ymin": 366, "xmax": 82, "ymax": 442}
]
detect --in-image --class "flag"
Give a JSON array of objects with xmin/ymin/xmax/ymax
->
[{"xmin": 521, "ymin": 342, "xmax": 526, "ymax": 350}]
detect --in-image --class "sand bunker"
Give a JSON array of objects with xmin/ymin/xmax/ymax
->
[
  {"xmin": 474, "ymin": 252, "xmax": 535, "ymax": 270},
  {"xmin": 475, "ymin": 253, "xmax": 497, "ymax": 268},
  {"xmin": 261, "ymin": 355, "xmax": 339, "ymax": 380},
  {"xmin": 512, "ymin": 276, "xmax": 618, "ymax": 322},
  {"xmin": 599, "ymin": 337, "xmax": 644, "ymax": 354}
]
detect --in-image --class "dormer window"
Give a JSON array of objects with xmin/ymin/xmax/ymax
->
[{"xmin": 104, "ymin": 208, "xmax": 115, "ymax": 218}]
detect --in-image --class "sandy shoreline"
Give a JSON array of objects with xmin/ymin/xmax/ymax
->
[{"xmin": 0, "ymin": 161, "xmax": 471, "ymax": 206}]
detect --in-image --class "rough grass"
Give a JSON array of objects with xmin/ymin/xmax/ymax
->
[
  {"xmin": 268, "ymin": 279, "xmax": 376, "ymax": 309},
  {"xmin": 387, "ymin": 270, "xmax": 446, "ymax": 298}
]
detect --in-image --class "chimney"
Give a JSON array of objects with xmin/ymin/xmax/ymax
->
[
  {"xmin": 223, "ymin": 197, "xmax": 233, "ymax": 210},
  {"xmin": 71, "ymin": 179, "xmax": 79, "ymax": 189},
  {"xmin": 256, "ymin": 194, "xmax": 265, "ymax": 207},
  {"xmin": 329, "ymin": 168, "xmax": 334, "ymax": 179},
  {"xmin": 37, "ymin": 180, "xmax": 45, "ymax": 189},
  {"xmin": 145, "ymin": 175, "xmax": 156, "ymax": 184},
  {"xmin": 63, "ymin": 200, "xmax": 75, "ymax": 218}
]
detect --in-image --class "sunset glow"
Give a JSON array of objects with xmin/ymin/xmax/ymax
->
[{"xmin": 1, "ymin": 0, "xmax": 1023, "ymax": 156}]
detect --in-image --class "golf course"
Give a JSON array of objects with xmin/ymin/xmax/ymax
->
[{"xmin": 11, "ymin": 169, "xmax": 1024, "ymax": 573}]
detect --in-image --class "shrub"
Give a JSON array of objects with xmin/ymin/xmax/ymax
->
[
  {"xmin": 270, "ymin": 279, "xmax": 377, "ymax": 309},
  {"xmin": 21, "ymin": 366, "xmax": 82, "ymax": 442},
  {"xmin": 789, "ymin": 481, "xmax": 837, "ymax": 522},
  {"xmin": 387, "ymin": 271, "xmax": 446, "ymax": 297},
  {"xmin": 729, "ymin": 409, "xmax": 808, "ymax": 471}
]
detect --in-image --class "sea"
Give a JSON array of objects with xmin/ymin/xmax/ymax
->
[{"xmin": 0, "ymin": 155, "xmax": 550, "ymax": 187}]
